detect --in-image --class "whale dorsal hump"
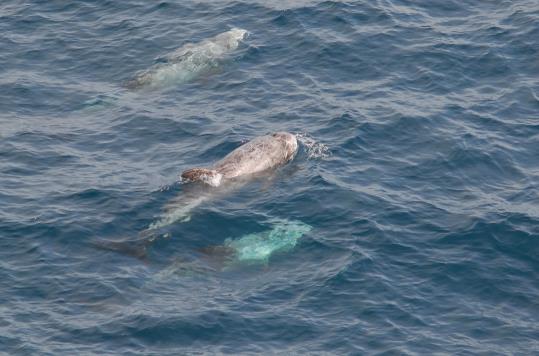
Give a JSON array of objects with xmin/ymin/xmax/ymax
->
[{"xmin": 181, "ymin": 168, "xmax": 223, "ymax": 187}]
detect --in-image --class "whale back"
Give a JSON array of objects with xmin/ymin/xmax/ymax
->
[
  {"xmin": 149, "ymin": 132, "xmax": 295, "ymax": 230},
  {"xmin": 213, "ymin": 133, "xmax": 297, "ymax": 179}
]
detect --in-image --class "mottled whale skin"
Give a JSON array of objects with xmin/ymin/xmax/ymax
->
[
  {"xmin": 125, "ymin": 28, "xmax": 248, "ymax": 89},
  {"xmin": 148, "ymin": 132, "xmax": 298, "ymax": 230},
  {"xmin": 181, "ymin": 132, "xmax": 298, "ymax": 187}
]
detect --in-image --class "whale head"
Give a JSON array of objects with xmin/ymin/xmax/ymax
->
[
  {"xmin": 228, "ymin": 28, "xmax": 249, "ymax": 42},
  {"xmin": 216, "ymin": 28, "xmax": 249, "ymax": 51},
  {"xmin": 272, "ymin": 132, "xmax": 298, "ymax": 162}
]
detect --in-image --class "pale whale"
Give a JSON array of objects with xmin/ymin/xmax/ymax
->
[
  {"xmin": 219, "ymin": 219, "xmax": 312, "ymax": 265},
  {"xmin": 148, "ymin": 132, "xmax": 298, "ymax": 230},
  {"xmin": 159, "ymin": 219, "xmax": 313, "ymax": 276},
  {"xmin": 125, "ymin": 28, "xmax": 248, "ymax": 89}
]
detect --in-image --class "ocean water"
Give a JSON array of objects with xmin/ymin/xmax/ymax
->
[{"xmin": 1, "ymin": 0, "xmax": 538, "ymax": 354}]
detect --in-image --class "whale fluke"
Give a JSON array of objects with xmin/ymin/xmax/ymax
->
[
  {"xmin": 91, "ymin": 237, "xmax": 150, "ymax": 262},
  {"xmin": 90, "ymin": 229, "xmax": 160, "ymax": 262}
]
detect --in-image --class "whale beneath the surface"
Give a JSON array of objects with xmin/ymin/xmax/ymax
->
[
  {"xmin": 220, "ymin": 219, "xmax": 312, "ymax": 265},
  {"xmin": 124, "ymin": 28, "xmax": 248, "ymax": 89}
]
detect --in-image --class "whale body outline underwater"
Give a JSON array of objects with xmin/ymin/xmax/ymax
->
[{"xmin": 124, "ymin": 27, "xmax": 249, "ymax": 89}]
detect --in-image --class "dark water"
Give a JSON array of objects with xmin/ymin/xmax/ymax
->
[{"xmin": 1, "ymin": 0, "xmax": 539, "ymax": 354}]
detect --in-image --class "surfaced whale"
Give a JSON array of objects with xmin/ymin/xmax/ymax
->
[
  {"xmin": 148, "ymin": 132, "xmax": 298, "ymax": 230},
  {"xmin": 181, "ymin": 132, "xmax": 298, "ymax": 187},
  {"xmin": 125, "ymin": 28, "xmax": 248, "ymax": 89}
]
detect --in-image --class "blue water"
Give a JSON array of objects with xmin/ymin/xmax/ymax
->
[{"xmin": 1, "ymin": 0, "xmax": 538, "ymax": 354}]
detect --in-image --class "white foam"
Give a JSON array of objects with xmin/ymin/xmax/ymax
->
[{"xmin": 295, "ymin": 132, "xmax": 331, "ymax": 159}]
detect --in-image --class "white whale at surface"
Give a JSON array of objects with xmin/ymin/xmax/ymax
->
[{"xmin": 125, "ymin": 28, "xmax": 248, "ymax": 89}]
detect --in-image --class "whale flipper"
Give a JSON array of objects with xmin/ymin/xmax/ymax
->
[{"xmin": 181, "ymin": 168, "xmax": 223, "ymax": 187}]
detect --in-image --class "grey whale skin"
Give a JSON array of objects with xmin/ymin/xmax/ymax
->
[
  {"xmin": 181, "ymin": 132, "xmax": 298, "ymax": 187},
  {"xmin": 148, "ymin": 132, "xmax": 298, "ymax": 230},
  {"xmin": 125, "ymin": 28, "xmax": 248, "ymax": 89}
]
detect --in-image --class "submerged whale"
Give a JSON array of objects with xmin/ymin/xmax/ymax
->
[
  {"xmin": 126, "ymin": 219, "xmax": 313, "ymax": 280},
  {"xmin": 125, "ymin": 28, "xmax": 248, "ymax": 89},
  {"xmin": 94, "ymin": 219, "xmax": 311, "ymax": 281},
  {"xmin": 149, "ymin": 132, "xmax": 298, "ymax": 230},
  {"xmin": 166, "ymin": 219, "xmax": 312, "ymax": 275},
  {"xmin": 217, "ymin": 219, "xmax": 312, "ymax": 265}
]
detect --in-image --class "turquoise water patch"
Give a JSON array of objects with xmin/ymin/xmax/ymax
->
[{"xmin": 224, "ymin": 220, "xmax": 312, "ymax": 263}]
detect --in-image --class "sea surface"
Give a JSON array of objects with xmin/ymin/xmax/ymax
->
[{"xmin": 1, "ymin": 0, "xmax": 538, "ymax": 354}]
